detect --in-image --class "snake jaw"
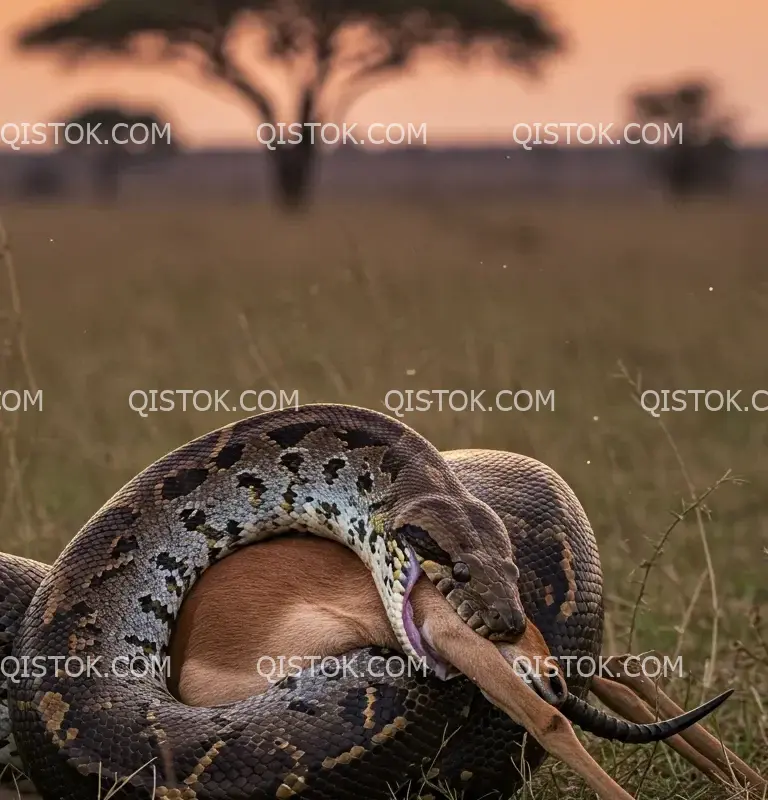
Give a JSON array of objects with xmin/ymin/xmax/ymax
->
[
  {"xmin": 401, "ymin": 545, "xmax": 430, "ymax": 660},
  {"xmin": 420, "ymin": 557, "xmax": 526, "ymax": 642},
  {"xmin": 401, "ymin": 546, "xmax": 460, "ymax": 679}
]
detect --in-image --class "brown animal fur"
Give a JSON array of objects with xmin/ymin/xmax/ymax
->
[
  {"xmin": 168, "ymin": 535, "xmax": 763, "ymax": 799},
  {"xmin": 168, "ymin": 535, "xmax": 401, "ymax": 705},
  {"xmin": 168, "ymin": 535, "xmax": 641, "ymax": 799}
]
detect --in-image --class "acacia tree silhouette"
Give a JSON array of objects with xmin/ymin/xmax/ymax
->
[
  {"xmin": 61, "ymin": 104, "xmax": 179, "ymax": 202},
  {"xmin": 631, "ymin": 80, "xmax": 737, "ymax": 198},
  {"xmin": 18, "ymin": 0, "xmax": 562, "ymax": 212}
]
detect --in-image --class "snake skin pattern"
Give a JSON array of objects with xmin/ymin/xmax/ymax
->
[{"xmin": 1, "ymin": 404, "xmax": 603, "ymax": 799}]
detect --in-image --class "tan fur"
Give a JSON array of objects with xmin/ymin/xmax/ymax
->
[
  {"xmin": 168, "ymin": 534, "xmax": 562, "ymax": 708},
  {"xmin": 168, "ymin": 536, "xmax": 400, "ymax": 705},
  {"xmin": 169, "ymin": 535, "xmax": 639, "ymax": 799}
]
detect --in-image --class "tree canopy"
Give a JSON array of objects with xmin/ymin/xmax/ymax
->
[
  {"xmin": 631, "ymin": 79, "xmax": 737, "ymax": 197},
  {"xmin": 19, "ymin": 0, "xmax": 563, "ymax": 207},
  {"xmin": 62, "ymin": 102, "xmax": 179, "ymax": 201}
]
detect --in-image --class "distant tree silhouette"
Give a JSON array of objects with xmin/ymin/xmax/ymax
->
[
  {"xmin": 18, "ymin": 159, "xmax": 66, "ymax": 200},
  {"xmin": 18, "ymin": 0, "xmax": 563, "ymax": 212},
  {"xmin": 631, "ymin": 79, "xmax": 737, "ymax": 198},
  {"xmin": 61, "ymin": 104, "xmax": 179, "ymax": 202}
]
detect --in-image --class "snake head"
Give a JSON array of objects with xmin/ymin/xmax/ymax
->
[
  {"xmin": 453, "ymin": 552, "xmax": 527, "ymax": 637},
  {"xmin": 394, "ymin": 495, "xmax": 527, "ymax": 649}
]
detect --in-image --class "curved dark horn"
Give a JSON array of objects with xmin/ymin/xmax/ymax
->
[{"xmin": 559, "ymin": 688, "xmax": 733, "ymax": 743}]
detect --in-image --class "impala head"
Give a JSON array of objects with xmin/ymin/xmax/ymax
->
[{"xmin": 387, "ymin": 494, "xmax": 527, "ymax": 675}]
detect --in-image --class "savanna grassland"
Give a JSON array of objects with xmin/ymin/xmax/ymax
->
[{"xmin": 1, "ymin": 197, "xmax": 766, "ymax": 798}]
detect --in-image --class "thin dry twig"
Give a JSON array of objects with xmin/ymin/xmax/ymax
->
[
  {"xmin": 672, "ymin": 569, "xmax": 708, "ymax": 664},
  {"xmin": 624, "ymin": 471, "xmax": 734, "ymax": 654},
  {"xmin": 615, "ymin": 360, "xmax": 744, "ymax": 688}
]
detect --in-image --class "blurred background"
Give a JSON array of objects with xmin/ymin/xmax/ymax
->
[
  {"xmin": 0, "ymin": 0, "xmax": 766, "ymax": 797},
  {"xmin": 1, "ymin": 0, "xmax": 766, "ymax": 202}
]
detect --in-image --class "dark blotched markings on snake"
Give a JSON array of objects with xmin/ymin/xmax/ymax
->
[{"xmin": 2, "ymin": 404, "xmax": 614, "ymax": 800}]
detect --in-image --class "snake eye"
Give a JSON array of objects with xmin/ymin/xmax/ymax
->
[
  {"xmin": 398, "ymin": 525, "xmax": 453, "ymax": 566},
  {"xmin": 452, "ymin": 561, "xmax": 471, "ymax": 583}
]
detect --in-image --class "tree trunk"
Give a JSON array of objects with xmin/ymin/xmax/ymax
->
[
  {"xmin": 95, "ymin": 148, "xmax": 123, "ymax": 204},
  {"xmin": 269, "ymin": 125, "xmax": 318, "ymax": 212},
  {"xmin": 660, "ymin": 142, "xmax": 700, "ymax": 200}
]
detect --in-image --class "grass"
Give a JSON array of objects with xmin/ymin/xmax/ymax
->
[{"xmin": 1, "ymin": 196, "xmax": 767, "ymax": 798}]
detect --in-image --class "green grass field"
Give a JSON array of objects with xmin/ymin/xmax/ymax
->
[{"xmin": 1, "ymin": 197, "xmax": 766, "ymax": 798}]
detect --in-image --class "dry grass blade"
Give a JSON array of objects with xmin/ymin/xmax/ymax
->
[
  {"xmin": 623, "ymin": 469, "xmax": 735, "ymax": 655},
  {"xmin": 615, "ymin": 361, "xmax": 743, "ymax": 691},
  {"xmin": 99, "ymin": 759, "xmax": 157, "ymax": 800}
]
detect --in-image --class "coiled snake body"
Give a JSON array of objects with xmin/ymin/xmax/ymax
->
[{"xmin": 1, "ymin": 404, "xmax": 604, "ymax": 799}]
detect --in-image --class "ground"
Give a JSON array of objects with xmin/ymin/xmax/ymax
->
[{"xmin": 0, "ymin": 197, "xmax": 766, "ymax": 798}]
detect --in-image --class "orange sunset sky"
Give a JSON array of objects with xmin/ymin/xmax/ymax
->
[{"xmin": 1, "ymin": 0, "xmax": 766, "ymax": 146}]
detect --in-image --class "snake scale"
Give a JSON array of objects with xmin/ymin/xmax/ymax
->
[{"xmin": 0, "ymin": 404, "xmax": 695, "ymax": 800}]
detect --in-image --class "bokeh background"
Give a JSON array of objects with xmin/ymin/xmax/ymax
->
[{"xmin": 1, "ymin": 0, "xmax": 766, "ymax": 797}]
